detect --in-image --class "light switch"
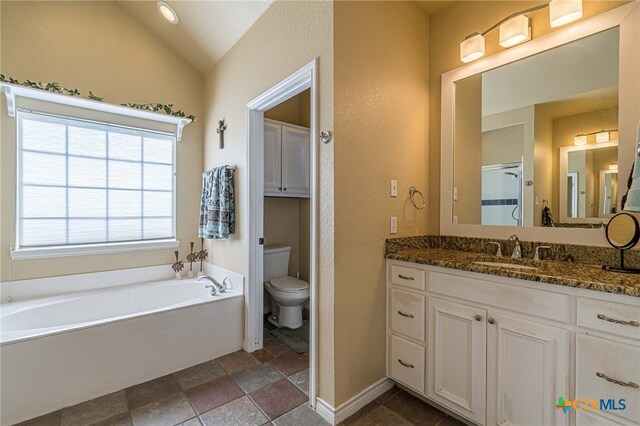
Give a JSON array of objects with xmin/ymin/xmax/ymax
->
[
  {"xmin": 454, "ymin": 186, "xmax": 458, "ymax": 201},
  {"xmin": 390, "ymin": 216, "xmax": 398, "ymax": 234},
  {"xmin": 390, "ymin": 180, "xmax": 398, "ymax": 197},
  {"xmin": 453, "ymin": 215, "xmax": 458, "ymax": 224}
]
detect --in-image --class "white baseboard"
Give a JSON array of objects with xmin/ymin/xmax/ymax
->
[{"xmin": 315, "ymin": 378, "xmax": 395, "ymax": 425}]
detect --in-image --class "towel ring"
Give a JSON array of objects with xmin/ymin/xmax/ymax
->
[{"xmin": 409, "ymin": 187, "xmax": 425, "ymax": 210}]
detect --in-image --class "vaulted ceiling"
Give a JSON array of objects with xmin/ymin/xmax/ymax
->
[
  {"xmin": 118, "ymin": 1, "xmax": 273, "ymax": 75},
  {"xmin": 118, "ymin": 0, "xmax": 457, "ymax": 76}
]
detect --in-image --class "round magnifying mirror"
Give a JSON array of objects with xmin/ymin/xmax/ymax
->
[
  {"xmin": 603, "ymin": 212, "xmax": 640, "ymax": 274},
  {"xmin": 605, "ymin": 213, "xmax": 640, "ymax": 250}
]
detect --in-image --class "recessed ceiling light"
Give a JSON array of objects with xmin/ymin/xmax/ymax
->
[{"xmin": 157, "ymin": 1, "xmax": 179, "ymax": 24}]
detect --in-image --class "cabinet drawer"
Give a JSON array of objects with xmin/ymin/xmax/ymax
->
[
  {"xmin": 576, "ymin": 410, "xmax": 624, "ymax": 426},
  {"xmin": 577, "ymin": 297, "xmax": 640, "ymax": 341},
  {"xmin": 576, "ymin": 334, "xmax": 640, "ymax": 424},
  {"xmin": 390, "ymin": 289, "xmax": 425, "ymax": 342},
  {"xmin": 429, "ymin": 270, "xmax": 570, "ymax": 323},
  {"xmin": 389, "ymin": 334, "xmax": 425, "ymax": 394},
  {"xmin": 389, "ymin": 264, "xmax": 426, "ymax": 291}
]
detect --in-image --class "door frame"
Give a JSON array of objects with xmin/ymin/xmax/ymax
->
[{"xmin": 245, "ymin": 59, "xmax": 319, "ymax": 406}]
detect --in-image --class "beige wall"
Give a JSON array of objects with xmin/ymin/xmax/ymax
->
[
  {"xmin": 428, "ymin": 0, "xmax": 629, "ymax": 234},
  {"xmin": 551, "ymin": 108, "xmax": 619, "ymax": 219},
  {"xmin": 202, "ymin": 0, "xmax": 336, "ymax": 404},
  {"xmin": 334, "ymin": 1, "xmax": 429, "ymax": 406},
  {"xmin": 264, "ymin": 89, "xmax": 311, "ymax": 128},
  {"xmin": 482, "ymin": 125, "xmax": 524, "ymax": 166},
  {"xmin": 534, "ymin": 108, "xmax": 555, "ymax": 226},
  {"xmin": 453, "ymin": 75, "xmax": 482, "ymax": 224},
  {"xmin": 0, "ymin": 1, "xmax": 203, "ymax": 281}
]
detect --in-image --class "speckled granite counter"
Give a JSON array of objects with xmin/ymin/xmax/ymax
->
[{"xmin": 385, "ymin": 237, "xmax": 640, "ymax": 297}]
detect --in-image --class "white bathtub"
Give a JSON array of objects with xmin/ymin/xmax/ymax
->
[{"xmin": 0, "ymin": 265, "xmax": 244, "ymax": 425}]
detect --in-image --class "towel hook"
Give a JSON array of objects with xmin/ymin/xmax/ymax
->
[{"xmin": 409, "ymin": 187, "xmax": 425, "ymax": 210}]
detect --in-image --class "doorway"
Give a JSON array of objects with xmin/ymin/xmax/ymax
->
[{"xmin": 245, "ymin": 60, "xmax": 318, "ymax": 407}]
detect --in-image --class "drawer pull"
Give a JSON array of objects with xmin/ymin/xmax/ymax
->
[
  {"xmin": 398, "ymin": 359, "xmax": 415, "ymax": 369},
  {"xmin": 398, "ymin": 274, "xmax": 415, "ymax": 281},
  {"xmin": 596, "ymin": 372, "xmax": 640, "ymax": 389},
  {"xmin": 597, "ymin": 314, "xmax": 640, "ymax": 327},
  {"xmin": 397, "ymin": 310, "xmax": 414, "ymax": 318}
]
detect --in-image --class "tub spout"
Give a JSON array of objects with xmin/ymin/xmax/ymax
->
[{"xmin": 198, "ymin": 275, "xmax": 226, "ymax": 293}]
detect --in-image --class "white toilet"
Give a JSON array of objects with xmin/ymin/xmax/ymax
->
[{"xmin": 264, "ymin": 245, "xmax": 310, "ymax": 329}]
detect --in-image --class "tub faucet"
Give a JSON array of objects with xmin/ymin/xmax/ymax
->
[
  {"xmin": 198, "ymin": 275, "xmax": 226, "ymax": 294},
  {"xmin": 509, "ymin": 235, "xmax": 522, "ymax": 259}
]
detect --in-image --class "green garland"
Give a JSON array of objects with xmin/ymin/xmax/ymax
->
[{"xmin": 0, "ymin": 74, "xmax": 195, "ymax": 121}]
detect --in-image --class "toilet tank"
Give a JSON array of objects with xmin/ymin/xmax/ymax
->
[{"xmin": 264, "ymin": 245, "xmax": 291, "ymax": 281}]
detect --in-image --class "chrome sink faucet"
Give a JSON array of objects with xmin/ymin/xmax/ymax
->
[
  {"xmin": 487, "ymin": 242, "xmax": 503, "ymax": 257},
  {"xmin": 509, "ymin": 235, "xmax": 522, "ymax": 259},
  {"xmin": 533, "ymin": 245, "xmax": 551, "ymax": 261},
  {"xmin": 198, "ymin": 275, "xmax": 226, "ymax": 294}
]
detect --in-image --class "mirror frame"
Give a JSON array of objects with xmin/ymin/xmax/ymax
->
[
  {"xmin": 559, "ymin": 140, "xmax": 618, "ymax": 224},
  {"xmin": 440, "ymin": 2, "xmax": 639, "ymax": 246}
]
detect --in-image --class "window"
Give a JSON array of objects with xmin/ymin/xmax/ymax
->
[{"xmin": 15, "ymin": 110, "xmax": 176, "ymax": 256}]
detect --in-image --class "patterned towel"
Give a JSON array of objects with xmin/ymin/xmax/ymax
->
[{"xmin": 199, "ymin": 166, "xmax": 235, "ymax": 240}]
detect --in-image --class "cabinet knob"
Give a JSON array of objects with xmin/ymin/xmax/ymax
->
[
  {"xmin": 283, "ymin": 188, "xmax": 287, "ymax": 191},
  {"xmin": 278, "ymin": 187, "xmax": 282, "ymax": 191},
  {"xmin": 488, "ymin": 318, "xmax": 495, "ymax": 325},
  {"xmin": 474, "ymin": 315, "xmax": 482, "ymax": 322}
]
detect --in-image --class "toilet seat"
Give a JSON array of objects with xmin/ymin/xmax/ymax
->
[{"xmin": 268, "ymin": 276, "xmax": 309, "ymax": 292}]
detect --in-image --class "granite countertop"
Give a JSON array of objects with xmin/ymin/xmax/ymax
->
[{"xmin": 386, "ymin": 247, "xmax": 640, "ymax": 297}]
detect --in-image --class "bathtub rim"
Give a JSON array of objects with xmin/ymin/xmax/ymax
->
[{"xmin": 1, "ymin": 275, "xmax": 244, "ymax": 346}]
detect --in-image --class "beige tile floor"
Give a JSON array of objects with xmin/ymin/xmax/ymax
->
[{"xmin": 17, "ymin": 327, "xmax": 461, "ymax": 426}]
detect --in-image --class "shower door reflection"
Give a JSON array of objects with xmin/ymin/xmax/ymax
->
[{"xmin": 481, "ymin": 163, "xmax": 523, "ymax": 226}]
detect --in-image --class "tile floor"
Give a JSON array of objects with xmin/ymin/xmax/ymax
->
[
  {"xmin": 340, "ymin": 387, "xmax": 465, "ymax": 426},
  {"xmin": 18, "ymin": 326, "xmax": 317, "ymax": 426},
  {"xmin": 18, "ymin": 325, "xmax": 462, "ymax": 426}
]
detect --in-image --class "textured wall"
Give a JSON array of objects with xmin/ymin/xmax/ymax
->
[
  {"xmin": 334, "ymin": 1, "xmax": 429, "ymax": 406},
  {"xmin": 202, "ymin": 0, "xmax": 335, "ymax": 405},
  {"xmin": 0, "ymin": 1, "xmax": 203, "ymax": 281}
]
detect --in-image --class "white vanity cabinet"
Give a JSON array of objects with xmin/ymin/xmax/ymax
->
[
  {"xmin": 386, "ymin": 259, "xmax": 640, "ymax": 426},
  {"xmin": 264, "ymin": 119, "xmax": 310, "ymax": 198}
]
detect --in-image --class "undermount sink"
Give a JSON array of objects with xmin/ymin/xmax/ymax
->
[{"xmin": 473, "ymin": 261, "xmax": 539, "ymax": 271}]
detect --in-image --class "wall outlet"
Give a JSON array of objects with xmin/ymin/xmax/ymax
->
[
  {"xmin": 390, "ymin": 216, "xmax": 398, "ymax": 234},
  {"xmin": 390, "ymin": 180, "xmax": 398, "ymax": 197},
  {"xmin": 454, "ymin": 186, "xmax": 458, "ymax": 201},
  {"xmin": 453, "ymin": 215, "xmax": 458, "ymax": 224}
]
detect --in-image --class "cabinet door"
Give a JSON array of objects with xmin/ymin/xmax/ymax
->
[
  {"xmin": 486, "ymin": 312, "xmax": 569, "ymax": 426},
  {"xmin": 428, "ymin": 298, "xmax": 486, "ymax": 425},
  {"xmin": 264, "ymin": 122, "xmax": 282, "ymax": 194},
  {"xmin": 281, "ymin": 125, "xmax": 310, "ymax": 196}
]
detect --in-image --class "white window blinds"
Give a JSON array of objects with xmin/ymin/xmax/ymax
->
[{"xmin": 17, "ymin": 110, "xmax": 176, "ymax": 249}]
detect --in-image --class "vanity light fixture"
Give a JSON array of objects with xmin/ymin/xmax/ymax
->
[
  {"xmin": 596, "ymin": 131, "xmax": 611, "ymax": 143},
  {"xmin": 549, "ymin": 0, "xmax": 583, "ymax": 28},
  {"xmin": 499, "ymin": 15, "xmax": 531, "ymax": 48},
  {"xmin": 157, "ymin": 1, "xmax": 179, "ymax": 24},
  {"xmin": 460, "ymin": 33, "xmax": 486, "ymax": 63},
  {"xmin": 574, "ymin": 135, "xmax": 588, "ymax": 146},
  {"xmin": 609, "ymin": 163, "xmax": 619, "ymax": 171},
  {"xmin": 459, "ymin": 0, "xmax": 583, "ymax": 63}
]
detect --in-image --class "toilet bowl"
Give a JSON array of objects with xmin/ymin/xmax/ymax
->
[{"xmin": 264, "ymin": 245, "xmax": 310, "ymax": 329}]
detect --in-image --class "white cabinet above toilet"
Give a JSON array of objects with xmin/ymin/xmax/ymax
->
[{"xmin": 264, "ymin": 119, "xmax": 310, "ymax": 198}]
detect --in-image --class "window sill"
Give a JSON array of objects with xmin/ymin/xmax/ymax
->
[{"xmin": 10, "ymin": 239, "xmax": 180, "ymax": 260}]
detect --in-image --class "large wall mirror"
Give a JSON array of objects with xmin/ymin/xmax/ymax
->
[{"xmin": 441, "ymin": 3, "xmax": 639, "ymax": 245}]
